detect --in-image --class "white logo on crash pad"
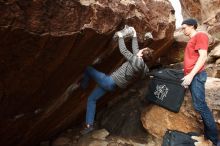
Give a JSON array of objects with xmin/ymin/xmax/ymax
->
[{"xmin": 154, "ymin": 84, "xmax": 168, "ymax": 100}]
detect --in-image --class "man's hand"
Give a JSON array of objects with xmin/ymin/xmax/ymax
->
[
  {"xmin": 137, "ymin": 49, "xmax": 144, "ymax": 58},
  {"xmin": 137, "ymin": 47, "xmax": 153, "ymax": 59},
  {"xmin": 181, "ymin": 73, "xmax": 194, "ymax": 88}
]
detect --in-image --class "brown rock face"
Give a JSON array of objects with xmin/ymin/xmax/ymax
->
[
  {"xmin": 180, "ymin": 0, "xmax": 220, "ymax": 22},
  {"xmin": 180, "ymin": 0, "xmax": 220, "ymax": 39},
  {"xmin": 0, "ymin": 0, "xmax": 175, "ymax": 146}
]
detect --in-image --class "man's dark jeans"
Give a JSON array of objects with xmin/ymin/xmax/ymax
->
[
  {"xmin": 81, "ymin": 66, "xmax": 116, "ymax": 125},
  {"xmin": 189, "ymin": 70, "xmax": 218, "ymax": 145}
]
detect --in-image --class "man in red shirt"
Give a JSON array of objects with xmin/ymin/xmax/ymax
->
[{"xmin": 181, "ymin": 18, "xmax": 218, "ymax": 146}]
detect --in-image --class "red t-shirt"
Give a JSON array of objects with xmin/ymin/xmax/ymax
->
[{"xmin": 184, "ymin": 32, "xmax": 208, "ymax": 75}]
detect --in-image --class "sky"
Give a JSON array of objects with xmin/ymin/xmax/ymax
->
[{"xmin": 169, "ymin": 0, "xmax": 183, "ymax": 28}]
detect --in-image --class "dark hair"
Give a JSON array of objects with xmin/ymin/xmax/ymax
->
[
  {"xmin": 181, "ymin": 18, "xmax": 198, "ymax": 29},
  {"xmin": 142, "ymin": 48, "xmax": 154, "ymax": 62}
]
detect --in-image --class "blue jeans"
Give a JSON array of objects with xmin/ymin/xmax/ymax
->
[
  {"xmin": 189, "ymin": 71, "xmax": 218, "ymax": 145},
  {"xmin": 81, "ymin": 66, "xmax": 116, "ymax": 125}
]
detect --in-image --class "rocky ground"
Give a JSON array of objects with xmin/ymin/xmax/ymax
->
[{"xmin": 40, "ymin": 76, "xmax": 220, "ymax": 146}]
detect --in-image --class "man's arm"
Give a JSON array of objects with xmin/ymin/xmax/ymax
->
[
  {"xmin": 181, "ymin": 49, "xmax": 207, "ymax": 86},
  {"xmin": 189, "ymin": 49, "xmax": 207, "ymax": 76},
  {"xmin": 118, "ymin": 37, "xmax": 133, "ymax": 61},
  {"xmin": 132, "ymin": 37, "xmax": 139, "ymax": 55}
]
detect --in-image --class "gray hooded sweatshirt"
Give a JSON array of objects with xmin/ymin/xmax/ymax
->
[{"xmin": 111, "ymin": 37, "xmax": 149, "ymax": 88}]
